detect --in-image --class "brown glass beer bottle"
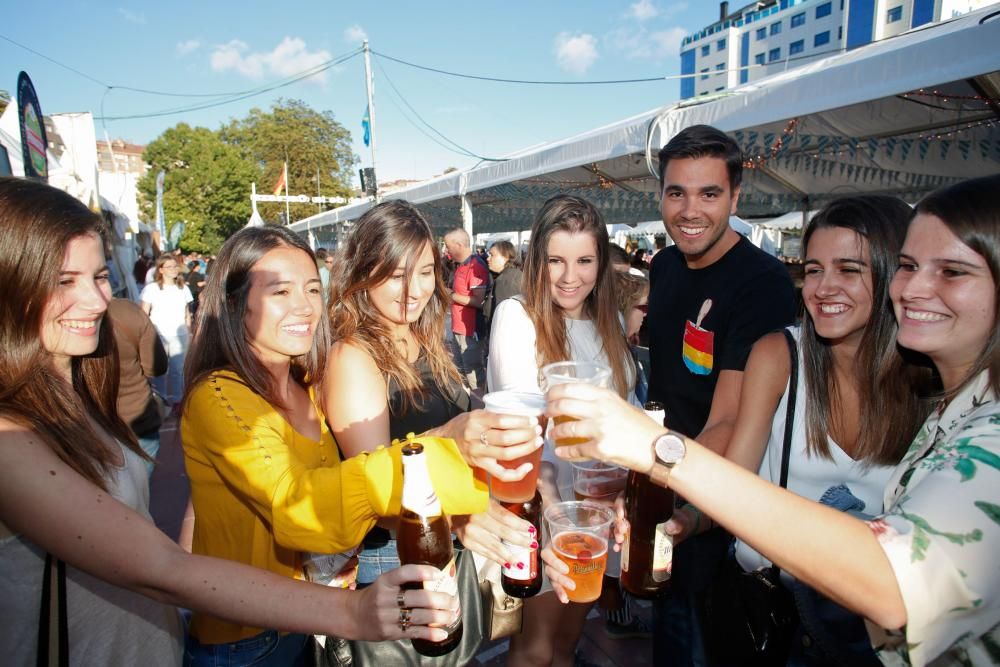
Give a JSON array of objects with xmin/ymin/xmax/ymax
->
[
  {"xmin": 621, "ymin": 402, "xmax": 675, "ymax": 598},
  {"xmin": 396, "ymin": 441, "xmax": 463, "ymax": 656},
  {"xmin": 500, "ymin": 490, "xmax": 543, "ymax": 598}
]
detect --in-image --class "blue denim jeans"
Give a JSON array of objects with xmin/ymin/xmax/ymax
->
[
  {"xmin": 357, "ymin": 539, "xmax": 400, "ymax": 586},
  {"xmin": 183, "ymin": 630, "xmax": 309, "ymax": 667},
  {"xmin": 136, "ymin": 431, "xmax": 160, "ymax": 478}
]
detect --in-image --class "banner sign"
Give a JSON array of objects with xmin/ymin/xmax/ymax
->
[
  {"xmin": 17, "ymin": 71, "xmax": 48, "ymax": 181},
  {"xmin": 252, "ymin": 194, "xmax": 347, "ymax": 204}
]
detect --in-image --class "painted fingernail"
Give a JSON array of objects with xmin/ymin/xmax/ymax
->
[
  {"xmin": 516, "ymin": 562, "xmax": 525, "ymax": 570},
  {"xmin": 530, "ymin": 541, "xmax": 539, "ymax": 549},
  {"xmin": 528, "ymin": 525, "xmax": 536, "ymax": 534},
  {"xmin": 504, "ymin": 562, "xmax": 511, "ymax": 569}
]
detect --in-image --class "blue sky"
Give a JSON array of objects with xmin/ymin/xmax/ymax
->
[{"xmin": 1, "ymin": 1, "xmax": 720, "ymax": 184}]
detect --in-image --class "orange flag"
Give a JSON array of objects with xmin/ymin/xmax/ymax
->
[{"xmin": 273, "ymin": 163, "xmax": 287, "ymax": 196}]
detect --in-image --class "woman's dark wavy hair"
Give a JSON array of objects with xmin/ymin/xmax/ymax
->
[
  {"xmin": 522, "ymin": 195, "xmax": 634, "ymax": 397},
  {"xmin": 328, "ymin": 201, "xmax": 460, "ymax": 411},
  {"xmin": 913, "ymin": 174, "xmax": 1000, "ymax": 398},
  {"xmin": 184, "ymin": 225, "xmax": 328, "ymax": 408},
  {"xmin": 801, "ymin": 195, "xmax": 932, "ymax": 465},
  {"xmin": 0, "ymin": 177, "xmax": 142, "ymax": 491}
]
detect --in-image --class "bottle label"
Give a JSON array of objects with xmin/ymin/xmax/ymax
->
[
  {"xmin": 401, "ymin": 450, "xmax": 442, "ymax": 517},
  {"xmin": 652, "ymin": 521, "xmax": 673, "ymax": 582},
  {"xmin": 501, "ymin": 539, "xmax": 537, "ymax": 581},
  {"xmin": 424, "ymin": 556, "xmax": 461, "ymax": 630},
  {"xmin": 621, "ymin": 533, "xmax": 631, "ymax": 572}
]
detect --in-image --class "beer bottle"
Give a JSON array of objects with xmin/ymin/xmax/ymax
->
[
  {"xmin": 621, "ymin": 402, "xmax": 675, "ymax": 598},
  {"xmin": 396, "ymin": 440, "xmax": 463, "ymax": 656},
  {"xmin": 500, "ymin": 490, "xmax": 543, "ymax": 598}
]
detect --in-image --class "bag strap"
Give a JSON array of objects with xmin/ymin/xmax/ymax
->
[
  {"xmin": 768, "ymin": 328, "xmax": 799, "ymax": 580},
  {"xmin": 778, "ymin": 328, "xmax": 799, "ymax": 490},
  {"xmin": 37, "ymin": 553, "xmax": 69, "ymax": 667}
]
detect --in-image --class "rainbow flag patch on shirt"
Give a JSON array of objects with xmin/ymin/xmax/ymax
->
[{"xmin": 682, "ymin": 312, "xmax": 714, "ymax": 376}]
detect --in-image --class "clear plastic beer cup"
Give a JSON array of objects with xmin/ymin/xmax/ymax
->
[
  {"xmin": 483, "ymin": 391, "xmax": 546, "ymax": 503},
  {"xmin": 540, "ymin": 361, "xmax": 610, "ymax": 460},
  {"xmin": 544, "ymin": 501, "xmax": 614, "ymax": 603},
  {"xmin": 571, "ymin": 460, "xmax": 627, "ymax": 502}
]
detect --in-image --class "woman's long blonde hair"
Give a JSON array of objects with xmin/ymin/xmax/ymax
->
[
  {"xmin": 329, "ymin": 201, "xmax": 461, "ymax": 409},
  {"xmin": 521, "ymin": 195, "xmax": 634, "ymax": 397}
]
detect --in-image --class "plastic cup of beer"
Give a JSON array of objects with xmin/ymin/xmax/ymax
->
[
  {"xmin": 483, "ymin": 391, "xmax": 547, "ymax": 503},
  {"xmin": 540, "ymin": 361, "xmax": 611, "ymax": 459},
  {"xmin": 545, "ymin": 501, "xmax": 614, "ymax": 603},
  {"xmin": 571, "ymin": 460, "xmax": 627, "ymax": 502}
]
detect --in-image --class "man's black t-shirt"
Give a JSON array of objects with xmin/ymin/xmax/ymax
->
[{"xmin": 647, "ymin": 235, "xmax": 796, "ymax": 438}]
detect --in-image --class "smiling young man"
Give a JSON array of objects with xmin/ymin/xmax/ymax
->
[{"xmin": 645, "ymin": 125, "xmax": 796, "ymax": 666}]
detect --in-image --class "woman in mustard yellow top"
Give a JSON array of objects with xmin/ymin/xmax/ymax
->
[{"xmin": 180, "ymin": 226, "xmax": 491, "ymax": 666}]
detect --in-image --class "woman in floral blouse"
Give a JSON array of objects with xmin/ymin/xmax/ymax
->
[{"xmin": 540, "ymin": 174, "xmax": 1000, "ymax": 666}]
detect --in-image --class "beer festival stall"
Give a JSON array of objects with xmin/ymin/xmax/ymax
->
[{"xmin": 290, "ymin": 5, "xmax": 1000, "ymax": 249}]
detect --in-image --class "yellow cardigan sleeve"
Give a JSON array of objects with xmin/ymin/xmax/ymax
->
[{"xmin": 183, "ymin": 374, "xmax": 487, "ymax": 554}]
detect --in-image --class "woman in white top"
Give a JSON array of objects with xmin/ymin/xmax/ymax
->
[
  {"xmin": 488, "ymin": 194, "xmax": 636, "ymax": 666},
  {"xmin": 719, "ymin": 196, "xmax": 932, "ymax": 665},
  {"xmin": 543, "ymin": 174, "xmax": 1000, "ymax": 667},
  {"xmin": 0, "ymin": 178, "xmax": 472, "ymax": 666},
  {"xmin": 141, "ymin": 254, "xmax": 193, "ymax": 405}
]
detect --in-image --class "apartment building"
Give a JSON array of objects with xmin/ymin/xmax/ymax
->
[{"xmin": 679, "ymin": 0, "xmax": 997, "ymax": 98}]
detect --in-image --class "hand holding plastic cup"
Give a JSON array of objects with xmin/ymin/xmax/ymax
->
[
  {"xmin": 545, "ymin": 501, "xmax": 614, "ymax": 603},
  {"xmin": 483, "ymin": 391, "xmax": 547, "ymax": 503},
  {"xmin": 541, "ymin": 361, "xmax": 611, "ymax": 459}
]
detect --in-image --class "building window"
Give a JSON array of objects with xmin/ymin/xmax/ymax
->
[
  {"xmin": 838, "ymin": 26, "xmax": 843, "ymax": 40},
  {"xmin": 887, "ymin": 6, "xmax": 903, "ymax": 23},
  {"xmin": 717, "ymin": 38, "xmax": 727, "ymax": 50},
  {"xmin": 756, "ymin": 27, "xmax": 767, "ymax": 40},
  {"xmin": 770, "ymin": 21, "xmax": 782, "ymax": 35},
  {"xmin": 789, "ymin": 39, "xmax": 805, "ymax": 55},
  {"xmin": 715, "ymin": 86, "xmax": 725, "ymax": 91},
  {"xmin": 701, "ymin": 68, "xmax": 710, "ymax": 80},
  {"xmin": 814, "ymin": 30, "xmax": 830, "ymax": 46},
  {"xmin": 755, "ymin": 53, "xmax": 766, "ymax": 65},
  {"xmin": 791, "ymin": 12, "xmax": 806, "ymax": 28},
  {"xmin": 816, "ymin": 2, "xmax": 832, "ymax": 19},
  {"xmin": 702, "ymin": 45, "xmax": 710, "ymax": 56},
  {"xmin": 768, "ymin": 47, "xmax": 781, "ymax": 62},
  {"xmin": 715, "ymin": 63, "xmax": 725, "ymax": 71}
]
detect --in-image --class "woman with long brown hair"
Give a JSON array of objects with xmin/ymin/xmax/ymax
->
[
  {"xmin": 180, "ymin": 224, "xmax": 494, "ymax": 665},
  {"xmin": 0, "ymin": 178, "xmax": 462, "ymax": 666},
  {"xmin": 487, "ymin": 194, "xmax": 637, "ymax": 666},
  {"xmin": 324, "ymin": 200, "xmax": 542, "ymax": 588}
]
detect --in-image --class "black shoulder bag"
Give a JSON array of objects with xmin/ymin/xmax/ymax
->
[
  {"xmin": 37, "ymin": 553, "xmax": 69, "ymax": 667},
  {"xmin": 703, "ymin": 329, "xmax": 799, "ymax": 666}
]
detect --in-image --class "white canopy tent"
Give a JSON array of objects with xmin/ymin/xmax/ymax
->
[{"xmin": 291, "ymin": 7, "xmax": 1000, "ymax": 241}]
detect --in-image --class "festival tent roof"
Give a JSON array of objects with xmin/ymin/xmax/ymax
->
[{"xmin": 291, "ymin": 6, "xmax": 1000, "ymax": 239}]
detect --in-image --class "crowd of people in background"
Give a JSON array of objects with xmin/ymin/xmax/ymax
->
[{"xmin": 0, "ymin": 121, "xmax": 997, "ymax": 667}]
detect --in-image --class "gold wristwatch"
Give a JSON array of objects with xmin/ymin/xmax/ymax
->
[{"xmin": 648, "ymin": 431, "xmax": 686, "ymax": 487}]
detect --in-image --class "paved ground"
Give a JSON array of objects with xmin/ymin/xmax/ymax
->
[{"xmin": 148, "ymin": 417, "xmax": 653, "ymax": 665}]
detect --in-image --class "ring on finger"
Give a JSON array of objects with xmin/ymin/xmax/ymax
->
[
  {"xmin": 398, "ymin": 607, "xmax": 411, "ymax": 632},
  {"xmin": 479, "ymin": 430, "xmax": 489, "ymax": 446},
  {"xmin": 396, "ymin": 590, "xmax": 406, "ymax": 608}
]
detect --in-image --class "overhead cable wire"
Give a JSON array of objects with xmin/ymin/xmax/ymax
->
[
  {"xmin": 97, "ymin": 50, "xmax": 362, "ymax": 121},
  {"xmin": 374, "ymin": 56, "xmax": 506, "ymax": 162},
  {"xmin": 1, "ymin": 33, "xmax": 111, "ymax": 88}
]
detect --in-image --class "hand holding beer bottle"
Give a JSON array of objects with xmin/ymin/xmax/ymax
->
[{"xmin": 396, "ymin": 439, "xmax": 463, "ymax": 657}]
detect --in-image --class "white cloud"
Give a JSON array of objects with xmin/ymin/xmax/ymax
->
[
  {"xmin": 554, "ymin": 32, "xmax": 598, "ymax": 75},
  {"xmin": 176, "ymin": 40, "xmax": 201, "ymax": 56},
  {"xmin": 344, "ymin": 25, "xmax": 367, "ymax": 43},
  {"xmin": 629, "ymin": 0, "xmax": 659, "ymax": 20},
  {"xmin": 607, "ymin": 26, "xmax": 686, "ymax": 60},
  {"xmin": 210, "ymin": 37, "xmax": 332, "ymax": 84},
  {"xmin": 118, "ymin": 8, "xmax": 146, "ymax": 24}
]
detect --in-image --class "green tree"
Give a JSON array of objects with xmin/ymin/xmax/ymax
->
[
  {"xmin": 222, "ymin": 98, "xmax": 356, "ymax": 222},
  {"xmin": 137, "ymin": 123, "xmax": 256, "ymax": 253}
]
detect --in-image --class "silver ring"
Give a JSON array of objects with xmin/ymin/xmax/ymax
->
[
  {"xmin": 396, "ymin": 590, "xmax": 406, "ymax": 608},
  {"xmin": 479, "ymin": 430, "xmax": 489, "ymax": 447}
]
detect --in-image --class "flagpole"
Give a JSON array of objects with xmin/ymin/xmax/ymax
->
[
  {"xmin": 283, "ymin": 161, "xmax": 290, "ymax": 225},
  {"xmin": 363, "ymin": 39, "xmax": 379, "ymax": 201}
]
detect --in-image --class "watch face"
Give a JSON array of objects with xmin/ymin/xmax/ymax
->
[{"xmin": 655, "ymin": 434, "xmax": 686, "ymax": 465}]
